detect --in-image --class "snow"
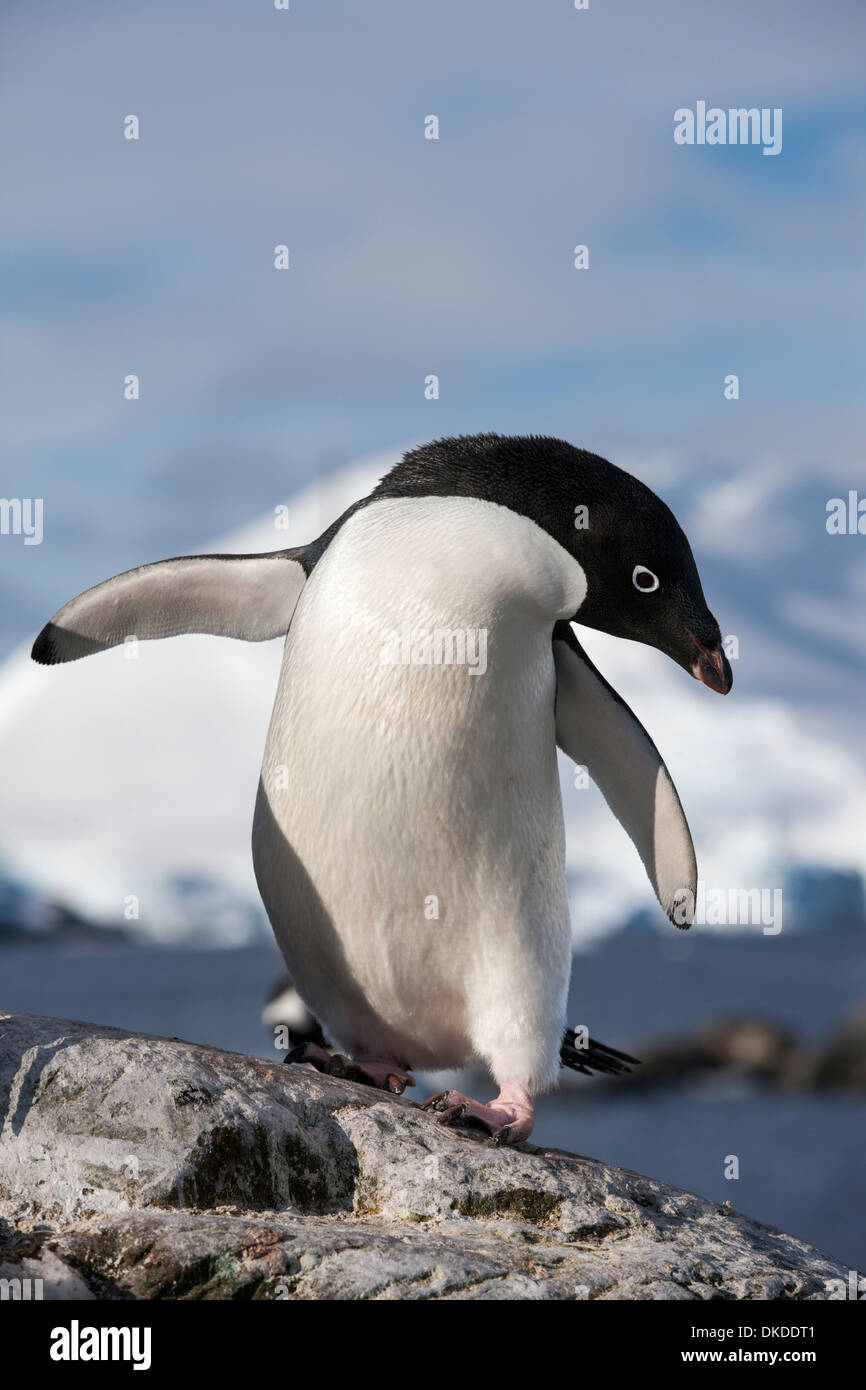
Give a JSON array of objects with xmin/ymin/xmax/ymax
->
[{"xmin": 1, "ymin": 446, "xmax": 864, "ymax": 944}]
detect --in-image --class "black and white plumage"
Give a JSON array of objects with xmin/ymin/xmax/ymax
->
[{"xmin": 32, "ymin": 434, "xmax": 731, "ymax": 1140}]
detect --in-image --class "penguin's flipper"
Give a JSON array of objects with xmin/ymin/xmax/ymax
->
[
  {"xmin": 552, "ymin": 620, "xmax": 697, "ymax": 928},
  {"xmin": 31, "ymin": 548, "xmax": 308, "ymax": 665}
]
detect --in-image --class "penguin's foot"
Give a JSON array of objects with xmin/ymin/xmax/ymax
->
[
  {"xmin": 422, "ymin": 1082, "xmax": 534, "ymax": 1145},
  {"xmin": 285, "ymin": 1042, "xmax": 415, "ymax": 1096},
  {"xmin": 285, "ymin": 1041, "xmax": 333, "ymax": 1070},
  {"xmin": 329, "ymin": 1053, "xmax": 416, "ymax": 1095}
]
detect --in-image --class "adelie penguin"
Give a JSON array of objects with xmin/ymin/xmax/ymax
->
[{"xmin": 32, "ymin": 434, "xmax": 732, "ymax": 1144}]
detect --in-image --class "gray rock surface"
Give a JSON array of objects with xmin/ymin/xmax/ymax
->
[
  {"xmin": 0, "ymin": 1011, "xmax": 853, "ymax": 1300},
  {"xmin": 813, "ymin": 1002, "xmax": 866, "ymax": 1090}
]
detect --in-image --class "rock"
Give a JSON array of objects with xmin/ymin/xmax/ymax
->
[
  {"xmin": 812, "ymin": 1001, "xmax": 866, "ymax": 1090},
  {"xmin": 612, "ymin": 1015, "xmax": 801, "ymax": 1090},
  {"xmin": 0, "ymin": 1011, "xmax": 853, "ymax": 1300}
]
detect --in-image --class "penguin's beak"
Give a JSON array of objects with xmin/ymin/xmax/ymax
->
[{"xmin": 688, "ymin": 631, "xmax": 733, "ymax": 694}]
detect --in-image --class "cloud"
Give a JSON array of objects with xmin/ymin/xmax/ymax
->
[{"xmin": 3, "ymin": 0, "xmax": 864, "ymax": 684}]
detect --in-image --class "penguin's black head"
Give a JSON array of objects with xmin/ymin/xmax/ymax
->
[
  {"xmin": 378, "ymin": 434, "xmax": 732, "ymax": 695},
  {"xmin": 569, "ymin": 469, "xmax": 733, "ymax": 695}
]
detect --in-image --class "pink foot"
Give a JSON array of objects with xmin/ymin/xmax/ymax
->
[
  {"xmin": 422, "ymin": 1081, "xmax": 534, "ymax": 1145},
  {"xmin": 285, "ymin": 1042, "xmax": 415, "ymax": 1095}
]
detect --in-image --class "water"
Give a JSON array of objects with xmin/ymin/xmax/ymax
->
[{"xmin": 1, "ymin": 928, "xmax": 864, "ymax": 1272}]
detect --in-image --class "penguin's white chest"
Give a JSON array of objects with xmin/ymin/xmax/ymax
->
[{"xmin": 253, "ymin": 496, "xmax": 586, "ymax": 1084}]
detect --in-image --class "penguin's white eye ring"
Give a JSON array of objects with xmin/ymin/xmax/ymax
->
[{"xmin": 632, "ymin": 565, "xmax": 660, "ymax": 593}]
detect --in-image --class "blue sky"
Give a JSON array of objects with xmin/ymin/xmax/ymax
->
[{"xmin": 2, "ymin": 0, "xmax": 864, "ymax": 709}]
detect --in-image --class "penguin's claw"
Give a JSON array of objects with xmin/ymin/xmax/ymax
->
[
  {"xmin": 421, "ymin": 1089, "xmax": 534, "ymax": 1144},
  {"xmin": 285, "ymin": 1043, "xmax": 415, "ymax": 1095},
  {"xmin": 423, "ymin": 1095, "xmax": 471, "ymax": 1126},
  {"xmin": 327, "ymin": 1054, "xmax": 416, "ymax": 1094}
]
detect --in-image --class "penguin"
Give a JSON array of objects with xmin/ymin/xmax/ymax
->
[
  {"xmin": 261, "ymin": 970, "xmax": 328, "ymax": 1052},
  {"xmin": 32, "ymin": 434, "xmax": 732, "ymax": 1143},
  {"xmin": 262, "ymin": 968, "xmax": 635, "ymax": 1085}
]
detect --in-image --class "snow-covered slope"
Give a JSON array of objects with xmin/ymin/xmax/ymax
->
[
  {"xmin": 0, "ymin": 452, "xmax": 387, "ymax": 940},
  {"xmin": 2, "ymin": 447, "xmax": 864, "ymax": 943},
  {"xmin": 560, "ymin": 627, "xmax": 866, "ymax": 940}
]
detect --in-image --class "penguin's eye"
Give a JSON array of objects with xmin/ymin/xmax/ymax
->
[{"xmin": 632, "ymin": 565, "xmax": 659, "ymax": 593}]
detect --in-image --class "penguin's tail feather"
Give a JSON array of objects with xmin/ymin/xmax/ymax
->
[{"xmin": 560, "ymin": 1029, "xmax": 641, "ymax": 1077}]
